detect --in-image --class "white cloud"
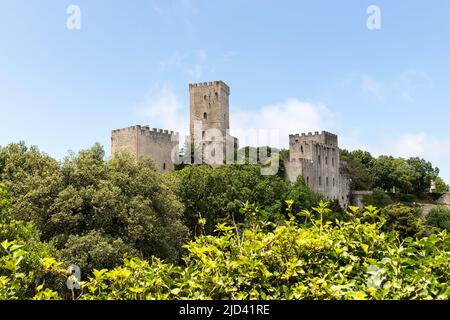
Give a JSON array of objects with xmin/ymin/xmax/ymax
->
[
  {"xmin": 231, "ymin": 99, "xmax": 335, "ymax": 148},
  {"xmin": 137, "ymin": 85, "xmax": 189, "ymax": 139},
  {"xmin": 223, "ymin": 50, "xmax": 238, "ymax": 62},
  {"xmin": 159, "ymin": 50, "xmax": 213, "ymax": 81},
  {"xmin": 382, "ymin": 133, "xmax": 450, "ymax": 158},
  {"xmin": 360, "ymin": 70, "xmax": 432, "ymax": 103},
  {"xmin": 342, "ymin": 131, "xmax": 450, "ymax": 159},
  {"xmin": 137, "ymin": 90, "xmax": 335, "ymax": 150},
  {"xmin": 361, "ymin": 75, "xmax": 384, "ymax": 101}
]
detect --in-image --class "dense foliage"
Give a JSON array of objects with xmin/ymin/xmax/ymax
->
[
  {"xmin": 0, "ymin": 143, "xmax": 188, "ymax": 273},
  {"xmin": 362, "ymin": 188, "xmax": 393, "ymax": 208},
  {"xmin": 168, "ymin": 164, "xmax": 321, "ymax": 235},
  {"xmin": 0, "ymin": 142, "xmax": 449, "ymax": 300},
  {"xmin": 3, "ymin": 202, "xmax": 449, "ymax": 300},
  {"xmin": 341, "ymin": 150, "xmax": 443, "ymax": 196},
  {"xmin": 426, "ymin": 207, "xmax": 450, "ymax": 232}
]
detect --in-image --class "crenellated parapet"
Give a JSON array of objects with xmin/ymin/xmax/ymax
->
[
  {"xmin": 111, "ymin": 125, "xmax": 179, "ymax": 172},
  {"xmin": 189, "ymin": 81, "xmax": 230, "ymax": 94},
  {"xmin": 289, "ymin": 130, "xmax": 338, "ymax": 148},
  {"xmin": 112, "ymin": 125, "xmax": 179, "ymax": 140}
]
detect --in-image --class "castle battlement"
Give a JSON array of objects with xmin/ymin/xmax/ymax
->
[
  {"xmin": 112, "ymin": 125, "xmax": 178, "ymax": 139},
  {"xmin": 189, "ymin": 81, "xmax": 230, "ymax": 94},
  {"xmin": 289, "ymin": 131, "xmax": 337, "ymax": 139},
  {"xmin": 289, "ymin": 130, "xmax": 338, "ymax": 148}
]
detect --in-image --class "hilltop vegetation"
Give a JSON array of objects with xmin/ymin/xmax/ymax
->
[
  {"xmin": 0, "ymin": 142, "xmax": 449, "ymax": 300},
  {"xmin": 340, "ymin": 149, "xmax": 449, "ymax": 195}
]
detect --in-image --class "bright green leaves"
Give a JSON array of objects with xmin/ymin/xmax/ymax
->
[
  {"xmin": 2, "ymin": 193, "xmax": 450, "ymax": 300},
  {"xmin": 40, "ymin": 257, "xmax": 63, "ymax": 271},
  {"xmin": 55, "ymin": 204, "xmax": 447, "ymax": 300}
]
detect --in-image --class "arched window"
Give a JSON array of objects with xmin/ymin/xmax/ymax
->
[
  {"xmin": 319, "ymin": 176, "xmax": 322, "ymax": 186},
  {"xmin": 333, "ymin": 178, "xmax": 335, "ymax": 187},
  {"xmin": 326, "ymin": 177, "xmax": 329, "ymax": 187},
  {"xmin": 332, "ymin": 157, "xmax": 335, "ymax": 167},
  {"xmin": 202, "ymin": 131, "xmax": 205, "ymax": 139},
  {"xmin": 211, "ymin": 148, "xmax": 216, "ymax": 157},
  {"xmin": 325, "ymin": 156, "xmax": 328, "ymax": 165},
  {"xmin": 204, "ymin": 95, "xmax": 207, "ymax": 101},
  {"xmin": 301, "ymin": 146, "xmax": 304, "ymax": 153},
  {"xmin": 163, "ymin": 163, "xmax": 166, "ymax": 170},
  {"xmin": 318, "ymin": 155, "xmax": 321, "ymax": 164},
  {"xmin": 306, "ymin": 176, "xmax": 309, "ymax": 185},
  {"xmin": 215, "ymin": 92, "xmax": 218, "ymax": 99},
  {"xmin": 203, "ymin": 112, "xmax": 207, "ymax": 119}
]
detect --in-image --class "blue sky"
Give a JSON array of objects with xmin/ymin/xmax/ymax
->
[{"xmin": 1, "ymin": 0, "xmax": 449, "ymax": 182}]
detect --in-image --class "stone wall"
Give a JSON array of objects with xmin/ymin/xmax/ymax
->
[
  {"xmin": 438, "ymin": 193, "xmax": 450, "ymax": 205},
  {"xmin": 111, "ymin": 125, "xmax": 179, "ymax": 172},
  {"xmin": 189, "ymin": 81, "xmax": 230, "ymax": 138},
  {"xmin": 111, "ymin": 126, "xmax": 138, "ymax": 159},
  {"xmin": 351, "ymin": 191, "xmax": 373, "ymax": 207},
  {"xmin": 285, "ymin": 131, "xmax": 350, "ymax": 208}
]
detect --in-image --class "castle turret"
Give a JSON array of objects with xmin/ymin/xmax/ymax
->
[
  {"xmin": 111, "ymin": 125, "xmax": 179, "ymax": 172},
  {"xmin": 188, "ymin": 81, "xmax": 238, "ymax": 166},
  {"xmin": 285, "ymin": 130, "xmax": 350, "ymax": 208},
  {"xmin": 189, "ymin": 81, "xmax": 230, "ymax": 138}
]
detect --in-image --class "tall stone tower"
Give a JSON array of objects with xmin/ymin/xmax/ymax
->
[
  {"xmin": 189, "ymin": 81, "xmax": 237, "ymax": 166},
  {"xmin": 189, "ymin": 81, "xmax": 230, "ymax": 138}
]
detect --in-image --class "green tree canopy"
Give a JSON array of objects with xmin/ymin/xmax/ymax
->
[{"xmin": 0, "ymin": 143, "xmax": 189, "ymax": 272}]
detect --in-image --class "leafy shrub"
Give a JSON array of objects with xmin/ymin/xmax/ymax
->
[
  {"xmin": 380, "ymin": 204, "xmax": 424, "ymax": 239},
  {"xmin": 426, "ymin": 207, "xmax": 450, "ymax": 232},
  {"xmin": 362, "ymin": 188, "xmax": 393, "ymax": 208},
  {"xmin": 398, "ymin": 194, "xmax": 417, "ymax": 203},
  {"xmin": 33, "ymin": 202, "xmax": 450, "ymax": 300},
  {"xmin": 0, "ymin": 144, "xmax": 189, "ymax": 270},
  {"xmin": 0, "ymin": 184, "xmax": 58, "ymax": 299},
  {"xmin": 169, "ymin": 164, "xmax": 294, "ymax": 235}
]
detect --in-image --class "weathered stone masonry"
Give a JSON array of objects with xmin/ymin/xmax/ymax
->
[
  {"xmin": 284, "ymin": 131, "xmax": 351, "ymax": 208},
  {"xmin": 111, "ymin": 125, "xmax": 179, "ymax": 172}
]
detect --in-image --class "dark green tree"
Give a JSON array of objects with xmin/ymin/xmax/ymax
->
[
  {"xmin": 426, "ymin": 207, "xmax": 450, "ymax": 232},
  {"xmin": 362, "ymin": 188, "xmax": 393, "ymax": 208},
  {"xmin": 1, "ymin": 143, "xmax": 189, "ymax": 271},
  {"xmin": 406, "ymin": 157, "xmax": 439, "ymax": 195},
  {"xmin": 381, "ymin": 204, "xmax": 424, "ymax": 239}
]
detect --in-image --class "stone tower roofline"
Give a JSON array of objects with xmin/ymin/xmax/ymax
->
[
  {"xmin": 112, "ymin": 125, "xmax": 179, "ymax": 139},
  {"xmin": 189, "ymin": 81, "xmax": 230, "ymax": 94},
  {"xmin": 289, "ymin": 130, "xmax": 338, "ymax": 148},
  {"xmin": 289, "ymin": 131, "xmax": 337, "ymax": 139}
]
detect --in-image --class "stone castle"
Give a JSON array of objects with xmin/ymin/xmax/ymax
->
[
  {"xmin": 285, "ymin": 131, "xmax": 350, "ymax": 207},
  {"xmin": 112, "ymin": 80, "xmax": 351, "ymax": 207}
]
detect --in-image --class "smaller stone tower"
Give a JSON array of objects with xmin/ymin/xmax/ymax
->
[
  {"xmin": 111, "ymin": 125, "xmax": 179, "ymax": 172},
  {"xmin": 285, "ymin": 131, "xmax": 350, "ymax": 207}
]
